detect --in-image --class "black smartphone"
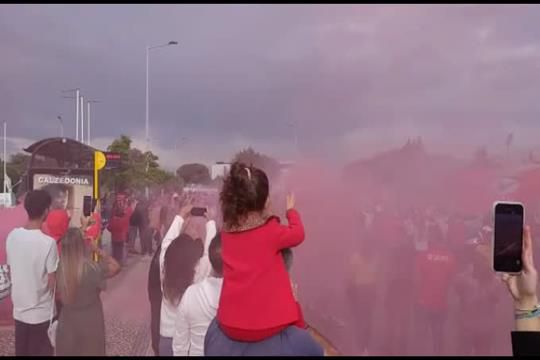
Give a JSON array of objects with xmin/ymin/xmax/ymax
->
[
  {"xmin": 493, "ymin": 201, "xmax": 524, "ymax": 273},
  {"xmin": 83, "ymin": 196, "xmax": 93, "ymax": 217},
  {"xmin": 191, "ymin": 207, "xmax": 207, "ymax": 217}
]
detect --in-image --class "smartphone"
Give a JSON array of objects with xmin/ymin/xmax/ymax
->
[
  {"xmin": 83, "ymin": 196, "xmax": 93, "ymax": 217},
  {"xmin": 493, "ymin": 201, "xmax": 524, "ymax": 273},
  {"xmin": 191, "ymin": 207, "xmax": 207, "ymax": 217}
]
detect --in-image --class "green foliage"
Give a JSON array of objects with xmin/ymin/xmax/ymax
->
[
  {"xmin": 0, "ymin": 153, "xmax": 31, "ymax": 192},
  {"xmin": 176, "ymin": 163, "xmax": 211, "ymax": 185},
  {"xmin": 101, "ymin": 135, "xmax": 177, "ymax": 193},
  {"xmin": 232, "ymin": 147, "xmax": 280, "ymax": 179}
]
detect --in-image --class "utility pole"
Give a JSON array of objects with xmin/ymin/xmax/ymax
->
[
  {"xmin": 61, "ymin": 88, "xmax": 80, "ymax": 140},
  {"xmin": 87, "ymin": 100, "xmax": 100, "ymax": 146},
  {"xmin": 80, "ymin": 95, "xmax": 84, "ymax": 144},
  {"xmin": 57, "ymin": 115, "xmax": 64, "ymax": 137},
  {"xmin": 3, "ymin": 122, "xmax": 7, "ymax": 194}
]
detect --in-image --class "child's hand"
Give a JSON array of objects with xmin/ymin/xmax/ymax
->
[
  {"xmin": 179, "ymin": 196, "xmax": 193, "ymax": 219},
  {"xmin": 286, "ymin": 193, "xmax": 296, "ymax": 211}
]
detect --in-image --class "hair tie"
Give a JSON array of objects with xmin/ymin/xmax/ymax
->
[{"xmin": 244, "ymin": 167, "xmax": 252, "ymax": 180}]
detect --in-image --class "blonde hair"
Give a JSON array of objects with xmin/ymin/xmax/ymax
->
[{"xmin": 57, "ymin": 227, "xmax": 92, "ymax": 305}]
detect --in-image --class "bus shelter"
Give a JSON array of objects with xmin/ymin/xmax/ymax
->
[{"xmin": 23, "ymin": 137, "xmax": 102, "ymax": 227}]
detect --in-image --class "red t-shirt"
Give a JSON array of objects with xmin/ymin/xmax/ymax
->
[
  {"xmin": 107, "ymin": 207, "xmax": 132, "ymax": 243},
  {"xmin": 217, "ymin": 209, "xmax": 305, "ymax": 332},
  {"xmin": 414, "ymin": 246, "xmax": 456, "ymax": 311}
]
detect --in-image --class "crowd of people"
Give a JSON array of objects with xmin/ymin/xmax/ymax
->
[{"xmin": 2, "ymin": 160, "xmax": 540, "ymax": 356}]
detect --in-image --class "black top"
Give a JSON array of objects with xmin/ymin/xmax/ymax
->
[
  {"xmin": 512, "ymin": 331, "xmax": 540, "ymax": 356},
  {"xmin": 148, "ymin": 246, "xmax": 162, "ymax": 303},
  {"xmin": 131, "ymin": 201, "xmax": 150, "ymax": 228}
]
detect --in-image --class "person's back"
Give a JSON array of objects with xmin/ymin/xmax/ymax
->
[
  {"xmin": 414, "ymin": 243, "xmax": 456, "ymax": 311},
  {"xmin": 56, "ymin": 228, "xmax": 121, "ymax": 356},
  {"xmin": 218, "ymin": 162, "xmax": 305, "ymax": 342},
  {"xmin": 173, "ymin": 233, "xmax": 223, "ymax": 356},
  {"xmin": 174, "ymin": 277, "xmax": 222, "ymax": 356},
  {"xmin": 6, "ymin": 190, "xmax": 58, "ymax": 356},
  {"xmin": 7, "ymin": 228, "xmax": 57, "ymax": 321}
]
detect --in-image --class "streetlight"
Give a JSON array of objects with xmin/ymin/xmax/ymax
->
[
  {"xmin": 87, "ymin": 100, "xmax": 100, "ymax": 146},
  {"xmin": 61, "ymin": 88, "xmax": 80, "ymax": 141},
  {"xmin": 145, "ymin": 40, "xmax": 178, "ymax": 198},
  {"xmin": 57, "ymin": 115, "xmax": 64, "ymax": 138},
  {"xmin": 146, "ymin": 40, "xmax": 178, "ymax": 151}
]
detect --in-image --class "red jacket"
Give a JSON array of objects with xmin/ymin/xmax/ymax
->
[
  {"xmin": 107, "ymin": 207, "xmax": 132, "ymax": 243},
  {"xmin": 217, "ymin": 209, "xmax": 305, "ymax": 330},
  {"xmin": 414, "ymin": 245, "xmax": 456, "ymax": 311}
]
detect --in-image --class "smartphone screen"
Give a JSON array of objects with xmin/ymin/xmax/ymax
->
[
  {"xmin": 493, "ymin": 202, "xmax": 524, "ymax": 273},
  {"xmin": 191, "ymin": 207, "xmax": 207, "ymax": 217},
  {"xmin": 83, "ymin": 196, "xmax": 93, "ymax": 217}
]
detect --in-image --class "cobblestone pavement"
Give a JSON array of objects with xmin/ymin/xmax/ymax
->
[{"xmin": 0, "ymin": 253, "xmax": 153, "ymax": 356}]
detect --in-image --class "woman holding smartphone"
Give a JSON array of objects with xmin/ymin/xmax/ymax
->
[{"xmin": 501, "ymin": 226, "xmax": 540, "ymax": 356}]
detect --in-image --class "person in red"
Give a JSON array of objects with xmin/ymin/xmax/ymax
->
[
  {"xmin": 84, "ymin": 201, "xmax": 102, "ymax": 248},
  {"xmin": 107, "ymin": 192, "xmax": 132, "ymax": 266},
  {"xmin": 217, "ymin": 162, "xmax": 306, "ymax": 342},
  {"xmin": 414, "ymin": 223, "xmax": 457, "ymax": 355},
  {"xmin": 42, "ymin": 209, "xmax": 70, "ymax": 256}
]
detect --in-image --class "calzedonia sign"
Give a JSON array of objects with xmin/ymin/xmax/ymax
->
[{"xmin": 36, "ymin": 175, "xmax": 91, "ymax": 186}]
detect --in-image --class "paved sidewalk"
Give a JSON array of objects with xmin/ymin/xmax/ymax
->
[{"xmin": 0, "ymin": 254, "xmax": 153, "ymax": 356}]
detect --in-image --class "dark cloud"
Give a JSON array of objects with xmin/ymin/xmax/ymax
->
[{"xmin": 2, "ymin": 4, "xmax": 540, "ymax": 164}]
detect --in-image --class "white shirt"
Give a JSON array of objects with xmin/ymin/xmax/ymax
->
[
  {"xmin": 173, "ymin": 276, "xmax": 223, "ymax": 356},
  {"xmin": 159, "ymin": 216, "xmax": 217, "ymax": 338},
  {"xmin": 6, "ymin": 228, "xmax": 59, "ymax": 324}
]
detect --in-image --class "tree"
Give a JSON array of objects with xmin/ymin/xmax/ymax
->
[
  {"xmin": 107, "ymin": 135, "xmax": 132, "ymax": 155},
  {"xmin": 101, "ymin": 135, "xmax": 176, "ymax": 193},
  {"xmin": 0, "ymin": 153, "xmax": 31, "ymax": 193},
  {"xmin": 176, "ymin": 163, "xmax": 211, "ymax": 185},
  {"xmin": 232, "ymin": 147, "xmax": 280, "ymax": 179}
]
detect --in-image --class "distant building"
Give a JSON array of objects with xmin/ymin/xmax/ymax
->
[{"xmin": 211, "ymin": 162, "xmax": 231, "ymax": 180}]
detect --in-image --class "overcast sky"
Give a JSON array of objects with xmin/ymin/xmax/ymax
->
[{"xmin": 2, "ymin": 4, "xmax": 540, "ymax": 169}]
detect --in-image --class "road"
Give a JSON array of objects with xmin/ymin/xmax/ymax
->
[{"xmin": 0, "ymin": 253, "xmax": 154, "ymax": 356}]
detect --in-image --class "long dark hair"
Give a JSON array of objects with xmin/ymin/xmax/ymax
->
[
  {"xmin": 220, "ymin": 161, "xmax": 269, "ymax": 229},
  {"xmin": 162, "ymin": 233, "xmax": 203, "ymax": 306}
]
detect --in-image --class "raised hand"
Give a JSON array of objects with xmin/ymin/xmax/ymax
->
[
  {"xmin": 179, "ymin": 196, "xmax": 194, "ymax": 219},
  {"xmin": 286, "ymin": 193, "xmax": 296, "ymax": 211},
  {"xmin": 502, "ymin": 226, "xmax": 538, "ymax": 310}
]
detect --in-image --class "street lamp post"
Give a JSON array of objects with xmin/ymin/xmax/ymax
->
[
  {"xmin": 145, "ymin": 40, "xmax": 178, "ymax": 198},
  {"xmin": 145, "ymin": 40, "xmax": 178, "ymax": 152},
  {"xmin": 3, "ymin": 122, "xmax": 7, "ymax": 194},
  {"xmin": 61, "ymin": 88, "xmax": 80, "ymax": 141},
  {"xmin": 87, "ymin": 100, "xmax": 100, "ymax": 146},
  {"xmin": 57, "ymin": 115, "xmax": 64, "ymax": 137}
]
